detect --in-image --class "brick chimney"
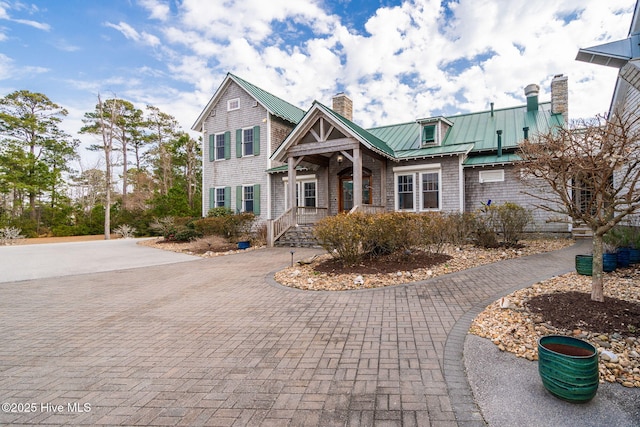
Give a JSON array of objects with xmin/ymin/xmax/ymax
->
[
  {"xmin": 551, "ymin": 74, "xmax": 568, "ymax": 123},
  {"xmin": 332, "ymin": 93, "xmax": 353, "ymax": 121}
]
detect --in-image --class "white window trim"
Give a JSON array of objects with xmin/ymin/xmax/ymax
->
[
  {"xmin": 214, "ymin": 186, "xmax": 226, "ymax": 208},
  {"xmin": 214, "ymin": 132, "xmax": 225, "ymax": 161},
  {"xmin": 479, "ymin": 169, "xmax": 505, "ymax": 183},
  {"xmin": 242, "ymin": 184, "xmax": 255, "ymax": 213},
  {"xmin": 242, "ymin": 127, "xmax": 254, "ymax": 157},
  {"xmin": 393, "ymin": 165, "xmax": 443, "ymax": 212},
  {"xmin": 394, "ymin": 173, "xmax": 416, "ymax": 212},
  {"xmin": 282, "ymin": 175, "xmax": 317, "ymax": 209},
  {"xmin": 227, "ymin": 98, "xmax": 240, "ymax": 111},
  {"xmin": 419, "ymin": 170, "xmax": 442, "ymax": 211}
]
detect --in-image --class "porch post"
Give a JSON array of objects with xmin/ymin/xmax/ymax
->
[
  {"xmin": 353, "ymin": 146, "xmax": 363, "ymax": 208},
  {"xmin": 288, "ymin": 156, "xmax": 297, "ymax": 212}
]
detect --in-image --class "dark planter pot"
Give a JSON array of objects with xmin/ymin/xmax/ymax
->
[
  {"xmin": 237, "ymin": 241, "xmax": 251, "ymax": 250},
  {"xmin": 629, "ymin": 248, "xmax": 640, "ymax": 264},
  {"xmin": 617, "ymin": 247, "xmax": 631, "ymax": 268},
  {"xmin": 538, "ymin": 335, "xmax": 599, "ymax": 403},
  {"xmin": 603, "ymin": 253, "xmax": 617, "ymax": 272},
  {"xmin": 575, "ymin": 255, "xmax": 592, "ymax": 276}
]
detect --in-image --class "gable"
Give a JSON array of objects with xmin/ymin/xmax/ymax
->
[{"xmin": 192, "ymin": 73, "xmax": 305, "ymax": 131}]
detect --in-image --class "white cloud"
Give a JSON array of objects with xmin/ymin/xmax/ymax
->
[
  {"xmin": 138, "ymin": 0, "xmax": 170, "ymax": 21},
  {"xmin": 104, "ymin": 21, "xmax": 160, "ymax": 47},
  {"xmin": 87, "ymin": 0, "xmax": 637, "ymax": 135}
]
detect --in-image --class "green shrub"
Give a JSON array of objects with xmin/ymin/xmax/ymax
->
[
  {"xmin": 207, "ymin": 207, "xmax": 233, "ymax": 217},
  {"xmin": 172, "ymin": 227, "xmax": 202, "ymax": 242},
  {"xmin": 193, "ymin": 217, "xmax": 228, "ymax": 237}
]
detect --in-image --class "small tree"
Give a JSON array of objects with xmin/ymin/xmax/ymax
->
[{"xmin": 519, "ymin": 110, "xmax": 640, "ymax": 302}]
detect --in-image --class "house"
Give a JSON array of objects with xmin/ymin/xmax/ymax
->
[{"xmin": 192, "ymin": 73, "xmax": 569, "ymax": 246}]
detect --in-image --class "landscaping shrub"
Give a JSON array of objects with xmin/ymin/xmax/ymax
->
[
  {"xmin": 314, "ymin": 212, "xmax": 370, "ymax": 266},
  {"xmin": 0, "ymin": 226, "xmax": 24, "ymax": 245},
  {"xmin": 172, "ymin": 227, "xmax": 202, "ymax": 242},
  {"xmin": 207, "ymin": 207, "xmax": 233, "ymax": 217},
  {"xmin": 192, "ymin": 212, "xmax": 256, "ymax": 241},
  {"xmin": 365, "ymin": 212, "xmax": 416, "ymax": 256},
  {"xmin": 473, "ymin": 202, "xmax": 532, "ymax": 247}
]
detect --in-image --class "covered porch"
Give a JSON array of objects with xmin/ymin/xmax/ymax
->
[{"xmin": 267, "ymin": 104, "xmax": 395, "ymax": 246}]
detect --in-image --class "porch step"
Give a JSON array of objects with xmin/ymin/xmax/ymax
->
[
  {"xmin": 275, "ymin": 224, "xmax": 321, "ymax": 248},
  {"xmin": 572, "ymin": 224, "xmax": 593, "ymax": 239}
]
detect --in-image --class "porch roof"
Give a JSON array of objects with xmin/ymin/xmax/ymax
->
[
  {"xmin": 394, "ymin": 143, "xmax": 474, "ymax": 159},
  {"xmin": 463, "ymin": 153, "xmax": 522, "ymax": 167}
]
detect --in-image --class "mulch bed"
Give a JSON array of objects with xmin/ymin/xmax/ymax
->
[
  {"xmin": 313, "ymin": 251, "xmax": 452, "ymax": 275},
  {"xmin": 526, "ymin": 291, "xmax": 640, "ymax": 336}
]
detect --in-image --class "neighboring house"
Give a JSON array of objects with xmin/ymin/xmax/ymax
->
[
  {"xmin": 576, "ymin": 0, "xmax": 640, "ymax": 223},
  {"xmin": 192, "ymin": 73, "xmax": 569, "ymax": 246}
]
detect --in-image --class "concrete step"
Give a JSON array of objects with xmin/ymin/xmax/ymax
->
[{"xmin": 275, "ymin": 225, "xmax": 321, "ymax": 248}]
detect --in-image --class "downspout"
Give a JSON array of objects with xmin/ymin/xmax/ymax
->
[
  {"xmin": 201, "ymin": 123, "xmax": 206, "ymax": 217},
  {"xmin": 459, "ymin": 154, "xmax": 465, "ymax": 213},
  {"xmin": 266, "ymin": 115, "xmax": 272, "ymax": 220}
]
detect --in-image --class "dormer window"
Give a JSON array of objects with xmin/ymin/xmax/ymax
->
[
  {"xmin": 417, "ymin": 116, "xmax": 452, "ymax": 148},
  {"xmin": 422, "ymin": 125, "xmax": 436, "ymax": 146}
]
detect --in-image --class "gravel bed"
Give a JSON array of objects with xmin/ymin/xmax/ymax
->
[
  {"xmin": 274, "ymin": 239, "xmax": 574, "ymax": 291},
  {"xmin": 470, "ymin": 269, "xmax": 640, "ymax": 388}
]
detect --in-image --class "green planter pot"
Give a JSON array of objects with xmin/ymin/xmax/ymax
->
[
  {"xmin": 575, "ymin": 255, "xmax": 592, "ymax": 276},
  {"xmin": 538, "ymin": 335, "xmax": 599, "ymax": 403}
]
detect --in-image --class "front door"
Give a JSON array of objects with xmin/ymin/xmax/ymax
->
[{"xmin": 339, "ymin": 175, "xmax": 372, "ymax": 212}]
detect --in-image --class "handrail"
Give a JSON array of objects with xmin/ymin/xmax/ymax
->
[{"xmin": 271, "ymin": 208, "xmax": 296, "ymax": 244}]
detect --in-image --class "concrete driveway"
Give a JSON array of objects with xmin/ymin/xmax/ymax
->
[{"xmin": 0, "ymin": 238, "xmax": 199, "ymax": 283}]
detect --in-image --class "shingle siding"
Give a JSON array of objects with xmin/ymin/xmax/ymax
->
[
  {"xmin": 464, "ymin": 165, "xmax": 569, "ymax": 233},
  {"xmin": 202, "ymin": 81, "xmax": 269, "ymax": 218}
]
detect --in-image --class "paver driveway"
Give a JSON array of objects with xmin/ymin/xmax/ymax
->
[{"xmin": 0, "ymin": 244, "xmax": 584, "ymax": 426}]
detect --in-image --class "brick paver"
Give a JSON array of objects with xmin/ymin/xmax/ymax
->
[{"xmin": 0, "ymin": 242, "xmax": 586, "ymax": 426}]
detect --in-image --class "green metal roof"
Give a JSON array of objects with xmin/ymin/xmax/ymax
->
[
  {"xmin": 265, "ymin": 164, "xmax": 310, "ymax": 174},
  {"xmin": 463, "ymin": 153, "xmax": 522, "ymax": 167},
  {"xmin": 229, "ymin": 74, "xmax": 306, "ymax": 124},
  {"xmin": 315, "ymin": 101, "xmax": 397, "ymax": 159},
  {"xmin": 395, "ymin": 143, "xmax": 475, "ymax": 159},
  {"xmin": 443, "ymin": 102, "xmax": 562, "ymax": 152}
]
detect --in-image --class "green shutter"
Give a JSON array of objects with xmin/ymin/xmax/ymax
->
[
  {"xmin": 224, "ymin": 186, "xmax": 231, "ymax": 208},
  {"xmin": 236, "ymin": 129, "xmax": 242, "ymax": 158},
  {"xmin": 422, "ymin": 125, "xmax": 435, "ymax": 143},
  {"xmin": 253, "ymin": 184, "xmax": 260, "ymax": 215},
  {"xmin": 209, "ymin": 188, "xmax": 215, "ymax": 210},
  {"xmin": 208, "ymin": 135, "xmax": 215, "ymax": 161},
  {"xmin": 236, "ymin": 186, "xmax": 242, "ymax": 212},
  {"xmin": 253, "ymin": 125, "xmax": 260, "ymax": 156},
  {"xmin": 224, "ymin": 131, "xmax": 231, "ymax": 159}
]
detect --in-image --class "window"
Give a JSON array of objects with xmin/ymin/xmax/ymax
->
[
  {"xmin": 243, "ymin": 128, "xmax": 253, "ymax": 156},
  {"xmin": 243, "ymin": 185, "xmax": 254, "ymax": 213},
  {"xmin": 227, "ymin": 98, "xmax": 240, "ymax": 111},
  {"xmin": 215, "ymin": 188, "xmax": 225, "ymax": 208},
  {"xmin": 303, "ymin": 182, "xmax": 316, "ymax": 207},
  {"xmin": 422, "ymin": 125, "xmax": 436, "ymax": 146},
  {"xmin": 397, "ymin": 174, "xmax": 414, "ymax": 210},
  {"xmin": 421, "ymin": 172, "xmax": 440, "ymax": 210},
  {"xmin": 479, "ymin": 170, "xmax": 504, "ymax": 183},
  {"xmin": 214, "ymin": 134, "xmax": 225, "ymax": 160}
]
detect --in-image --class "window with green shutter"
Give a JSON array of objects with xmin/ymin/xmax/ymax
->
[
  {"xmin": 253, "ymin": 125, "xmax": 260, "ymax": 156},
  {"xmin": 253, "ymin": 184, "xmax": 260, "ymax": 215},
  {"xmin": 422, "ymin": 125, "xmax": 436, "ymax": 146},
  {"xmin": 236, "ymin": 129, "xmax": 242, "ymax": 158},
  {"xmin": 224, "ymin": 131, "xmax": 231, "ymax": 159}
]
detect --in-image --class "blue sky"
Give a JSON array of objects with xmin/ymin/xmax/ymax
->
[{"xmin": 0, "ymin": 0, "xmax": 635, "ymax": 167}]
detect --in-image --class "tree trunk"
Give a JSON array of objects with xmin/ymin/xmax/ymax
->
[
  {"xmin": 104, "ymin": 147, "xmax": 111, "ymax": 240},
  {"xmin": 591, "ymin": 233, "xmax": 604, "ymax": 302}
]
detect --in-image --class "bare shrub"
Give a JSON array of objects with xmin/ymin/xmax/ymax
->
[
  {"xmin": 113, "ymin": 224, "xmax": 137, "ymax": 238},
  {"xmin": 0, "ymin": 227, "xmax": 24, "ymax": 245},
  {"xmin": 314, "ymin": 212, "xmax": 370, "ymax": 266}
]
